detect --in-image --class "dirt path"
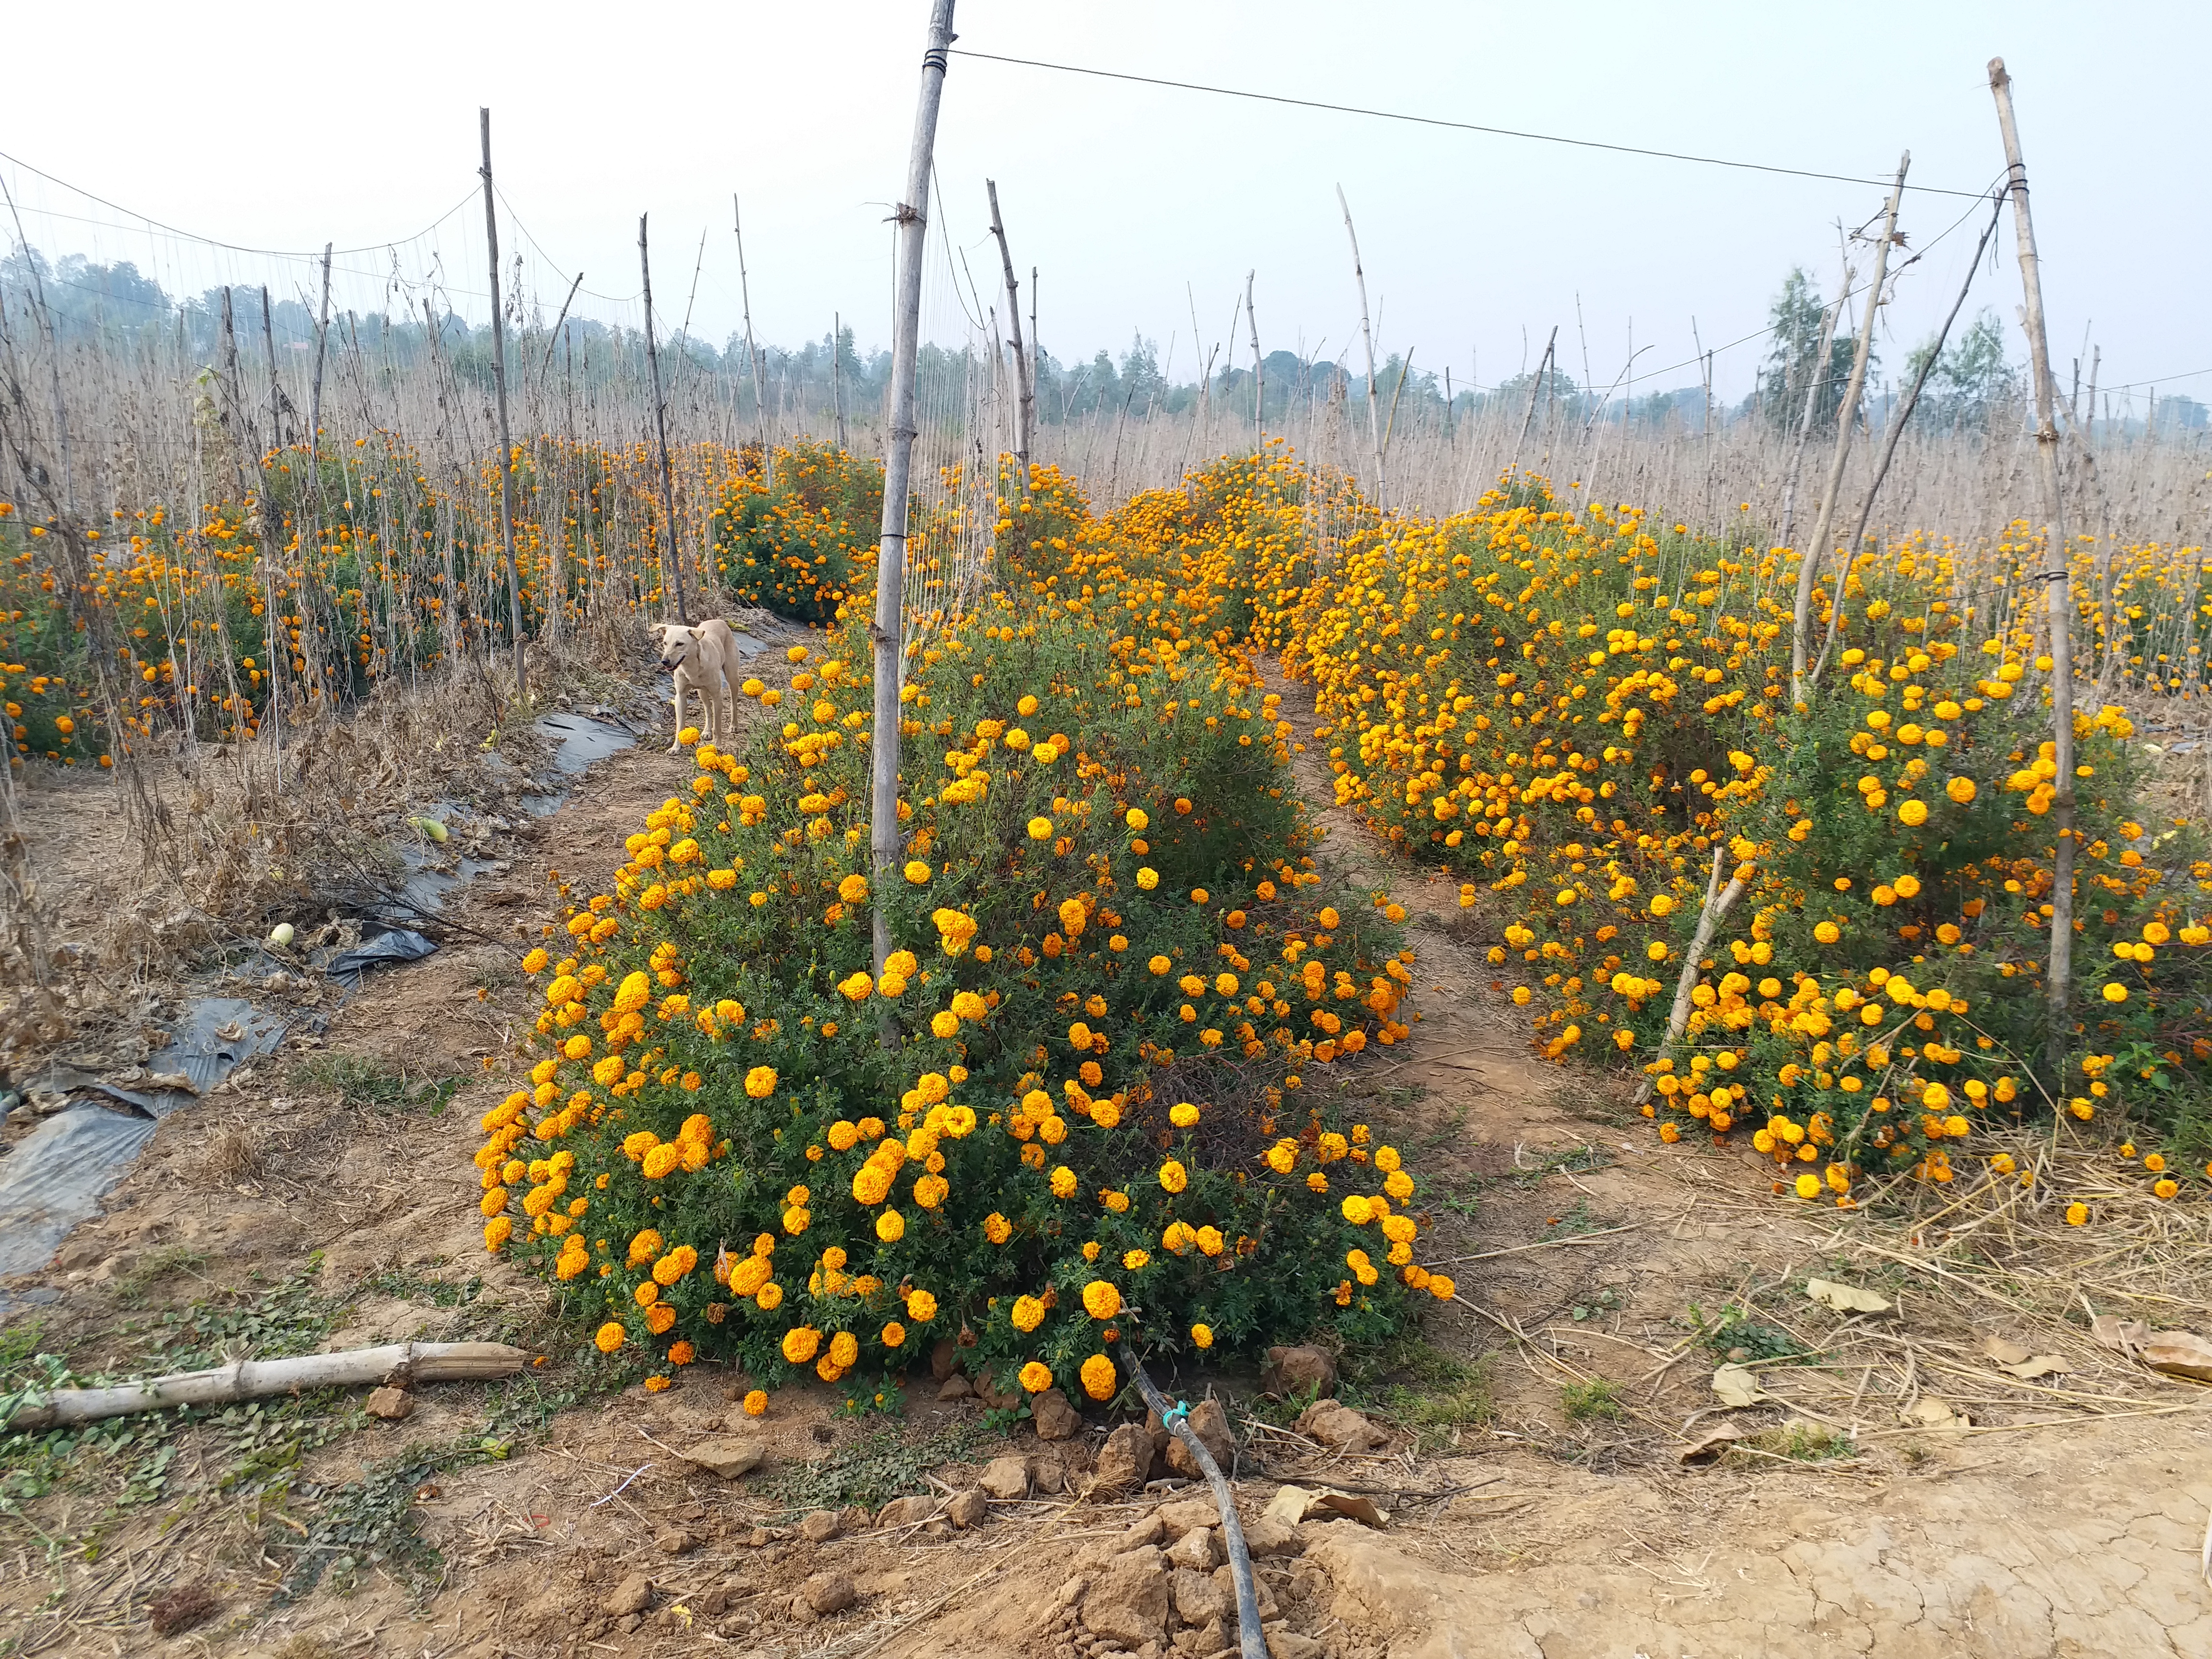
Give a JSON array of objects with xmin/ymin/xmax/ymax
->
[{"xmin": 0, "ymin": 645, "xmax": 2207, "ymax": 1658}]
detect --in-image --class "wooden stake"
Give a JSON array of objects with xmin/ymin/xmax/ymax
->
[
  {"xmin": 1245, "ymin": 270, "xmax": 1263, "ymax": 440},
  {"xmin": 481, "ymin": 109, "xmax": 530, "ymax": 698},
  {"xmin": 638, "ymin": 212, "xmax": 689, "ymax": 622},
  {"xmin": 732, "ymin": 196, "xmax": 772, "ymax": 489},
  {"xmin": 309, "ymin": 242, "xmax": 332, "ymax": 454},
  {"xmin": 1511, "ymin": 327, "xmax": 1557, "ymax": 477},
  {"xmin": 1336, "ymin": 185, "xmax": 1385, "ymax": 507},
  {"xmin": 870, "ymin": 0, "xmax": 958, "ymax": 990},
  {"xmin": 1633, "ymin": 845, "xmax": 1750, "ymax": 1106},
  {"xmin": 1792, "ymin": 154, "xmax": 1909, "ymax": 705},
  {"xmin": 1990, "ymin": 57, "xmax": 2078, "ymax": 1064},
  {"xmin": 985, "ymin": 179, "xmax": 1034, "ymax": 489},
  {"xmin": 1776, "ymin": 247, "xmax": 1848, "ymax": 559}
]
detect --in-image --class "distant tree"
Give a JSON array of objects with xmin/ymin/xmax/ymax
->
[
  {"xmin": 1903, "ymin": 308, "xmax": 2020, "ymax": 433},
  {"xmin": 1758, "ymin": 267, "xmax": 1863, "ymax": 430}
]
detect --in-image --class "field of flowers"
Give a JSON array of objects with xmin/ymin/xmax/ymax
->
[{"xmin": 8, "ymin": 433, "xmax": 2207, "ymax": 1402}]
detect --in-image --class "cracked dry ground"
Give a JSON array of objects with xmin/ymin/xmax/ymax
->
[{"xmin": 0, "ymin": 646, "xmax": 2206, "ymax": 1659}]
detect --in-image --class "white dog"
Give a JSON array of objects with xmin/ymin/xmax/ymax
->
[{"xmin": 652, "ymin": 618, "xmax": 741, "ymax": 752}]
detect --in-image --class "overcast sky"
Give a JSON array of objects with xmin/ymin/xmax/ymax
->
[{"xmin": 3, "ymin": 1, "xmax": 2201, "ymax": 409}]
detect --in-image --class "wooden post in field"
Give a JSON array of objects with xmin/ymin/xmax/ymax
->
[
  {"xmin": 1511, "ymin": 327, "xmax": 1557, "ymax": 479},
  {"xmin": 986, "ymin": 180, "xmax": 1034, "ymax": 489},
  {"xmin": 1990, "ymin": 57, "xmax": 2078, "ymax": 1058},
  {"xmin": 481, "ymin": 109, "xmax": 530, "ymax": 698},
  {"xmin": 1245, "ymin": 271, "xmax": 1263, "ymax": 443},
  {"xmin": 832, "ymin": 312, "xmax": 847, "ymax": 450},
  {"xmin": 1775, "ymin": 259, "xmax": 1845, "ymax": 556},
  {"xmin": 1791, "ymin": 153, "xmax": 1908, "ymax": 706},
  {"xmin": 733, "ymin": 196, "xmax": 772, "ymax": 489},
  {"xmin": 638, "ymin": 212, "xmax": 689, "ymax": 623},
  {"xmin": 1336, "ymin": 186, "xmax": 1385, "ymax": 508},
  {"xmin": 870, "ymin": 0, "xmax": 958, "ymax": 988},
  {"xmin": 309, "ymin": 243, "xmax": 332, "ymax": 456}
]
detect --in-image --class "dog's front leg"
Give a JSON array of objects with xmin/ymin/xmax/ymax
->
[{"xmin": 668, "ymin": 675, "xmax": 689, "ymax": 753}]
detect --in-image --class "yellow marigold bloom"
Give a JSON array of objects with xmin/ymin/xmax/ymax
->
[
  {"xmin": 1814, "ymin": 921, "xmax": 1841, "ymax": 944},
  {"xmin": 904, "ymin": 860, "xmax": 931, "ymax": 884},
  {"xmin": 838, "ymin": 873, "xmax": 870, "ymax": 903},
  {"xmin": 595, "ymin": 1322, "xmax": 627, "ymax": 1354},
  {"xmin": 876, "ymin": 1209, "xmax": 906, "ymax": 1242},
  {"xmin": 1169, "ymin": 1102, "xmax": 1200, "ymax": 1129},
  {"xmin": 1081, "ymin": 1280, "xmax": 1122, "ymax": 1320},
  {"xmin": 1126, "ymin": 807, "xmax": 1149, "ymax": 831},
  {"xmin": 1340, "ymin": 1194, "xmax": 1375, "ymax": 1224},
  {"xmin": 483, "ymin": 1216, "xmax": 512, "ymax": 1250},
  {"xmin": 1427, "ymin": 1274, "xmax": 1456, "ymax": 1300},
  {"xmin": 1947, "ymin": 776, "xmax": 1977, "ymax": 804},
  {"xmin": 1191, "ymin": 1323, "xmax": 1213, "ymax": 1349},
  {"xmin": 782, "ymin": 1326, "xmax": 821, "ymax": 1364},
  {"xmin": 2154, "ymin": 1178, "xmax": 2179, "ymax": 1200},
  {"xmin": 745, "ymin": 1065, "xmax": 779, "ymax": 1098},
  {"xmin": 1158, "ymin": 1159, "xmax": 1188, "ymax": 1194},
  {"xmin": 882, "ymin": 1321, "xmax": 906, "ymax": 1348},
  {"xmin": 840, "ymin": 970, "xmax": 874, "ymax": 1000},
  {"xmin": 1011, "ymin": 1294, "xmax": 1046, "ymax": 1332},
  {"xmin": 829, "ymin": 1331, "xmax": 859, "ymax": 1369},
  {"xmin": 642, "ymin": 1143, "xmax": 680, "ymax": 1179},
  {"xmin": 1897, "ymin": 799, "xmax": 1930, "ymax": 828},
  {"xmin": 2103, "ymin": 983, "xmax": 2129, "ymax": 1004},
  {"xmin": 1149, "ymin": 955, "xmax": 1171, "ymax": 974},
  {"xmin": 1136, "ymin": 867, "xmax": 1160, "ymax": 890},
  {"xmin": 1191, "ymin": 888, "xmax": 1210, "ymax": 905},
  {"xmin": 1265, "ymin": 1139, "xmax": 1298, "ymax": 1173},
  {"xmin": 1081, "ymin": 1353, "xmax": 1118, "ymax": 1400},
  {"xmin": 984, "ymin": 1212, "xmax": 1013, "ymax": 1244},
  {"xmin": 1027, "ymin": 816, "xmax": 1054, "ymax": 841},
  {"xmin": 1020, "ymin": 1360, "xmax": 1054, "ymax": 1394},
  {"xmin": 951, "ymin": 990, "xmax": 988, "ymax": 1021},
  {"xmin": 743, "ymin": 1389, "xmax": 768, "ymax": 1415},
  {"xmin": 905, "ymin": 1288, "xmax": 938, "ymax": 1321},
  {"xmin": 930, "ymin": 1010, "xmax": 961, "ymax": 1038},
  {"xmin": 628, "ymin": 1227, "xmax": 664, "ymax": 1265},
  {"xmin": 1196, "ymin": 1226, "xmax": 1225, "ymax": 1256},
  {"xmin": 522, "ymin": 948, "xmax": 549, "ymax": 974},
  {"xmin": 757, "ymin": 1282, "xmax": 784, "ymax": 1310},
  {"xmin": 563, "ymin": 1034, "xmax": 592, "ymax": 1060},
  {"xmin": 1050, "ymin": 1165, "xmax": 1078, "ymax": 1198},
  {"xmin": 1123, "ymin": 1249, "xmax": 1151, "ymax": 1270}
]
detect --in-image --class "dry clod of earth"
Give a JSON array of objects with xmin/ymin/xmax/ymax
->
[
  {"xmin": 654, "ymin": 1526, "xmax": 694, "ymax": 1555},
  {"xmin": 798, "ymin": 1508, "xmax": 841, "ymax": 1542},
  {"xmin": 938, "ymin": 1372, "xmax": 974, "ymax": 1401},
  {"xmin": 1161, "ymin": 1396, "xmax": 1237, "ymax": 1478},
  {"xmin": 361, "ymin": 1384, "xmax": 412, "ymax": 1420},
  {"xmin": 948, "ymin": 1486, "xmax": 989, "ymax": 1528},
  {"xmin": 1033, "ymin": 1383, "xmax": 1083, "ymax": 1439},
  {"xmin": 979, "ymin": 1453, "xmax": 1032, "ymax": 1500},
  {"xmin": 682, "ymin": 1434, "xmax": 765, "ymax": 1478},
  {"xmin": 1260, "ymin": 1345, "xmax": 1337, "ymax": 1398},
  {"xmin": 601, "ymin": 1571, "xmax": 654, "ymax": 1617},
  {"xmin": 801, "ymin": 1570, "xmax": 857, "ymax": 1616},
  {"xmin": 1080, "ymin": 1544, "xmax": 1171, "ymax": 1647},
  {"xmin": 1092, "ymin": 1422, "xmax": 1159, "ymax": 1495},
  {"xmin": 1166, "ymin": 1524, "xmax": 1218, "ymax": 1571},
  {"xmin": 1295, "ymin": 1399, "xmax": 1384, "ymax": 1451},
  {"xmin": 878, "ymin": 1493, "xmax": 938, "ymax": 1528}
]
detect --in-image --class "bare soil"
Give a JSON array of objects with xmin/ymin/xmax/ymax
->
[{"xmin": 0, "ymin": 645, "xmax": 2206, "ymax": 1659}]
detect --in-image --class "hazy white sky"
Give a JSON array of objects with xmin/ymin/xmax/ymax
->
[{"xmin": 4, "ymin": 1, "xmax": 2202, "ymax": 408}]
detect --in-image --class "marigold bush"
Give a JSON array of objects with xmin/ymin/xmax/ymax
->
[
  {"xmin": 484, "ymin": 483, "xmax": 1444, "ymax": 1393},
  {"xmin": 1275, "ymin": 474, "xmax": 2212, "ymax": 1195}
]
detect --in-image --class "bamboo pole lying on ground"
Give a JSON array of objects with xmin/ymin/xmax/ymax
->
[{"xmin": 2, "ymin": 1341, "xmax": 528, "ymax": 1432}]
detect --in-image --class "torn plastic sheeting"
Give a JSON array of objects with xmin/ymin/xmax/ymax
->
[
  {"xmin": 0, "ymin": 1106, "xmax": 159, "ymax": 1294},
  {"xmin": 326, "ymin": 928, "xmax": 438, "ymax": 985},
  {"xmin": 72, "ymin": 997, "xmax": 289, "ymax": 1119}
]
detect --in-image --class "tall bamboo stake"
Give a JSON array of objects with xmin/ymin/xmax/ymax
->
[
  {"xmin": 1336, "ymin": 185, "xmax": 1384, "ymax": 508},
  {"xmin": 733, "ymin": 195, "xmax": 771, "ymax": 489},
  {"xmin": 1990, "ymin": 58, "xmax": 2077, "ymax": 1063},
  {"xmin": 985, "ymin": 179, "xmax": 1034, "ymax": 489},
  {"xmin": 1245, "ymin": 271, "xmax": 1263, "ymax": 440},
  {"xmin": 481, "ymin": 109, "xmax": 529, "ymax": 697},
  {"xmin": 309, "ymin": 243, "xmax": 332, "ymax": 452},
  {"xmin": 1511, "ymin": 327, "xmax": 1557, "ymax": 477},
  {"xmin": 638, "ymin": 213, "xmax": 689, "ymax": 622},
  {"xmin": 1774, "ymin": 252, "xmax": 1847, "ymax": 556},
  {"xmin": 1791, "ymin": 153, "xmax": 1908, "ymax": 705},
  {"xmin": 870, "ymin": 0, "xmax": 958, "ymax": 990}
]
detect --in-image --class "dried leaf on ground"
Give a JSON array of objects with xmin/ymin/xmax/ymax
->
[
  {"xmin": 1981, "ymin": 1336, "xmax": 2069, "ymax": 1379},
  {"xmin": 1679, "ymin": 1422, "xmax": 1749, "ymax": 1463},
  {"xmin": 1711, "ymin": 1365, "xmax": 1764, "ymax": 1408},
  {"xmin": 2140, "ymin": 1332, "xmax": 2212, "ymax": 1383},
  {"xmin": 1906, "ymin": 1397, "xmax": 1970, "ymax": 1432},
  {"xmin": 1806, "ymin": 1277, "xmax": 1892, "ymax": 1315},
  {"xmin": 2090, "ymin": 1315, "xmax": 2152, "ymax": 1358}
]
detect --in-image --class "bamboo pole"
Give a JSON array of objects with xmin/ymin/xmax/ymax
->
[
  {"xmin": 985, "ymin": 180, "xmax": 1034, "ymax": 490},
  {"xmin": 638, "ymin": 213, "xmax": 689, "ymax": 622},
  {"xmin": 1336, "ymin": 185, "xmax": 1385, "ymax": 508},
  {"xmin": 733, "ymin": 196, "xmax": 771, "ymax": 489},
  {"xmin": 480, "ymin": 109, "xmax": 529, "ymax": 696},
  {"xmin": 309, "ymin": 242, "xmax": 332, "ymax": 454},
  {"xmin": 1792, "ymin": 154, "xmax": 1908, "ymax": 705},
  {"xmin": 870, "ymin": 0, "xmax": 958, "ymax": 991},
  {"xmin": 2, "ymin": 1342, "xmax": 529, "ymax": 1432},
  {"xmin": 1775, "ymin": 252, "xmax": 1848, "ymax": 562},
  {"xmin": 1989, "ymin": 57, "xmax": 2078, "ymax": 1064},
  {"xmin": 1511, "ymin": 327, "xmax": 1557, "ymax": 478},
  {"xmin": 1245, "ymin": 270, "xmax": 1263, "ymax": 441},
  {"xmin": 1633, "ymin": 845, "xmax": 1750, "ymax": 1106}
]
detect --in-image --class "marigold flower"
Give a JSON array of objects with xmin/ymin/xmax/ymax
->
[
  {"xmin": 1158, "ymin": 1159, "xmax": 1188, "ymax": 1194},
  {"xmin": 905, "ymin": 860, "xmax": 932, "ymax": 884},
  {"xmin": 744, "ymin": 1388, "xmax": 768, "ymax": 1415},
  {"xmin": 595, "ymin": 1321, "xmax": 626, "ymax": 1353},
  {"xmin": 876, "ymin": 1209, "xmax": 907, "ymax": 1242},
  {"xmin": 882, "ymin": 1321, "xmax": 906, "ymax": 1347},
  {"xmin": 1021, "ymin": 1360, "xmax": 1054, "ymax": 1394},
  {"xmin": 1081, "ymin": 1280, "xmax": 1122, "ymax": 1320},
  {"xmin": 782, "ymin": 1326, "xmax": 821, "ymax": 1364},
  {"xmin": 745, "ymin": 1065, "xmax": 779, "ymax": 1098},
  {"xmin": 905, "ymin": 1288, "xmax": 938, "ymax": 1321},
  {"xmin": 1081, "ymin": 1353, "xmax": 1118, "ymax": 1400},
  {"xmin": 1190, "ymin": 1322, "xmax": 1213, "ymax": 1349},
  {"xmin": 1136, "ymin": 867, "xmax": 1160, "ymax": 890}
]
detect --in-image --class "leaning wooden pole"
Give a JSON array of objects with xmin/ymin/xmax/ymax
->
[
  {"xmin": 869, "ymin": 0, "xmax": 958, "ymax": 990},
  {"xmin": 1791, "ymin": 153, "xmax": 1908, "ymax": 706},
  {"xmin": 985, "ymin": 179, "xmax": 1034, "ymax": 489},
  {"xmin": 733, "ymin": 196, "xmax": 772, "ymax": 490},
  {"xmin": 639, "ymin": 212, "xmax": 690, "ymax": 623},
  {"xmin": 308, "ymin": 242, "xmax": 332, "ymax": 454},
  {"xmin": 480, "ymin": 109, "xmax": 530, "ymax": 697},
  {"xmin": 1336, "ymin": 185, "xmax": 1385, "ymax": 508},
  {"xmin": 1990, "ymin": 58, "xmax": 2078, "ymax": 1066}
]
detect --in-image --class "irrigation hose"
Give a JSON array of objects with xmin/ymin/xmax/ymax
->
[{"xmin": 1116, "ymin": 1345, "xmax": 1267, "ymax": 1659}]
